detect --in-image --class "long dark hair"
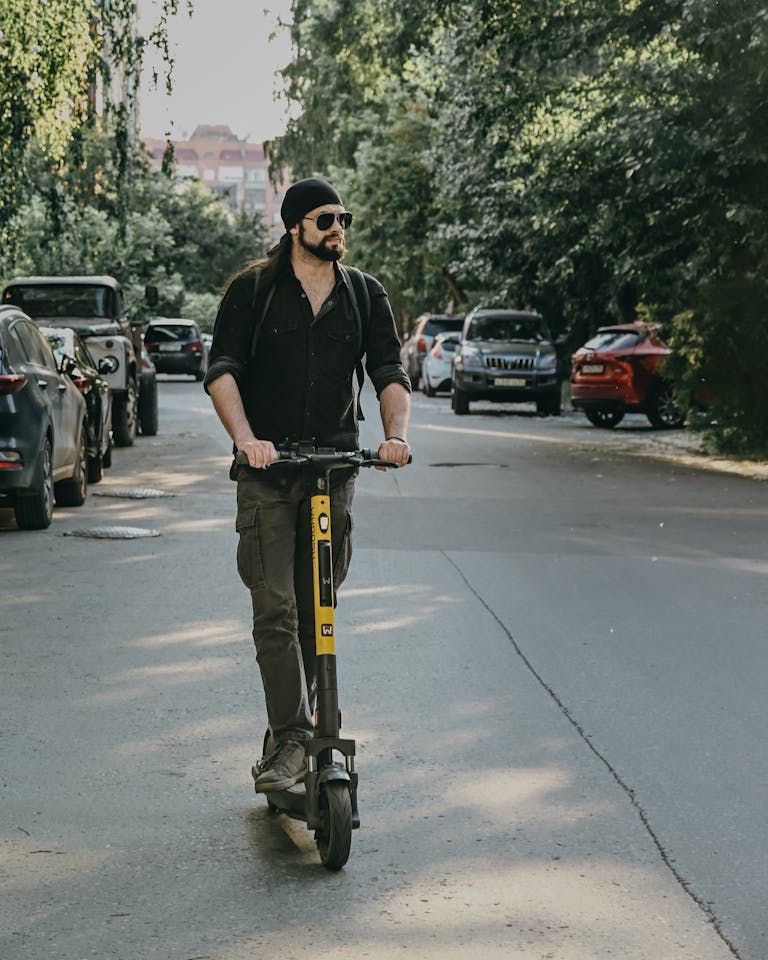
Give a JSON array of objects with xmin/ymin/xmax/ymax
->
[{"xmin": 235, "ymin": 232, "xmax": 292, "ymax": 296}]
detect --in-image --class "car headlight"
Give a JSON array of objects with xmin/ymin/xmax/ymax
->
[
  {"xmin": 538, "ymin": 353, "xmax": 557, "ymax": 372},
  {"xmin": 458, "ymin": 344, "xmax": 484, "ymax": 369}
]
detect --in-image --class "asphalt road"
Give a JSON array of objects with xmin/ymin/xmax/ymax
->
[{"xmin": 1, "ymin": 379, "xmax": 766, "ymax": 960}]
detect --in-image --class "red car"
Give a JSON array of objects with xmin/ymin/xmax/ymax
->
[{"xmin": 570, "ymin": 322, "xmax": 685, "ymax": 428}]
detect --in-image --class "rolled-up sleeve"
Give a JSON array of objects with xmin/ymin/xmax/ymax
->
[
  {"xmin": 363, "ymin": 276, "xmax": 412, "ymax": 397},
  {"xmin": 203, "ymin": 275, "xmax": 255, "ymax": 393}
]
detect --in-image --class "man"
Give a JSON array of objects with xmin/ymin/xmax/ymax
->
[{"xmin": 205, "ymin": 177, "xmax": 411, "ymax": 792}]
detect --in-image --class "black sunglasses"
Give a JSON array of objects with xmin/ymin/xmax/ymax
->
[{"xmin": 303, "ymin": 211, "xmax": 353, "ymax": 231}]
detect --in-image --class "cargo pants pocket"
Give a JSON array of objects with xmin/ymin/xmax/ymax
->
[{"xmin": 236, "ymin": 506, "xmax": 266, "ymax": 589}]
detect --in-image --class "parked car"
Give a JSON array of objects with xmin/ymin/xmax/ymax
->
[
  {"xmin": 40, "ymin": 326, "xmax": 114, "ymax": 483},
  {"xmin": 570, "ymin": 321, "xmax": 685, "ymax": 429},
  {"xmin": 0, "ymin": 306, "xmax": 88, "ymax": 529},
  {"xmin": 421, "ymin": 332, "xmax": 461, "ymax": 397},
  {"xmin": 400, "ymin": 314, "xmax": 465, "ymax": 389},
  {"xmin": 144, "ymin": 317, "xmax": 208, "ymax": 380},
  {"xmin": 138, "ymin": 346, "xmax": 158, "ymax": 436},
  {"xmin": 2, "ymin": 274, "xmax": 158, "ymax": 446},
  {"xmin": 451, "ymin": 308, "xmax": 562, "ymax": 416}
]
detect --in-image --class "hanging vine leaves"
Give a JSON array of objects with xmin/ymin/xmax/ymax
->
[{"xmin": 0, "ymin": 0, "xmax": 190, "ymax": 241}]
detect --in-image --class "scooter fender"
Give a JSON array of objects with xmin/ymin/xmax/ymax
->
[{"xmin": 305, "ymin": 764, "xmax": 354, "ymax": 830}]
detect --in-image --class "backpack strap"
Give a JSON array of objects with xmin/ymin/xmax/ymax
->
[
  {"xmin": 249, "ymin": 266, "xmax": 275, "ymax": 357},
  {"xmin": 339, "ymin": 264, "xmax": 370, "ymax": 422}
]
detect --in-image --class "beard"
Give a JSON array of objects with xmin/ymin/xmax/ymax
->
[{"xmin": 298, "ymin": 222, "xmax": 346, "ymax": 262}]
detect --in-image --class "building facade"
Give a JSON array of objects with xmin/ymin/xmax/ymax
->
[{"xmin": 143, "ymin": 125, "xmax": 289, "ymax": 244}]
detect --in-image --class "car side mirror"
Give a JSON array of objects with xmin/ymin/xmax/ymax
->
[
  {"xmin": 98, "ymin": 356, "xmax": 119, "ymax": 375},
  {"xmin": 59, "ymin": 355, "xmax": 77, "ymax": 376}
]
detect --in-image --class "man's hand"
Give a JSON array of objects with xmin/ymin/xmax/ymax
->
[
  {"xmin": 238, "ymin": 438, "xmax": 278, "ymax": 469},
  {"xmin": 376, "ymin": 437, "xmax": 410, "ymax": 470}
]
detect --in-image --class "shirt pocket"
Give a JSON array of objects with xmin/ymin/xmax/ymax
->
[
  {"xmin": 262, "ymin": 313, "xmax": 298, "ymax": 338},
  {"xmin": 322, "ymin": 316, "xmax": 359, "ymax": 367}
]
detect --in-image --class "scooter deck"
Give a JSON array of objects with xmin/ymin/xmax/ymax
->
[{"xmin": 266, "ymin": 782, "xmax": 308, "ymax": 821}]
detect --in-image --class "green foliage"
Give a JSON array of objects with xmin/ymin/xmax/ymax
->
[
  {"xmin": 181, "ymin": 292, "xmax": 220, "ymax": 332},
  {"xmin": 0, "ymin": 0, "xmax": 188, "ymax": 239},
  {"xmin": 1, "ymin": 130, "xmax": 267, "ymax": 324},
  {"xmin": 275, "ymin": 0, "xmax": 768, "ymax": 452}
]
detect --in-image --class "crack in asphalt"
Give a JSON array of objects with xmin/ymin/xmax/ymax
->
[{"xmin": 443, "ymin": 550, "xmax": 742, "ymax": 960}]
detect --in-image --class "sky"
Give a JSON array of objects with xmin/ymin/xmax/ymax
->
[{"xmin": 138, "ymin": 0, "xmax": 295, "ymax": 143}]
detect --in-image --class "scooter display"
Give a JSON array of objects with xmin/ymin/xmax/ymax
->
[{"xmin": 235, "ymin": 443, "xmax": 409, "ymax": 869}]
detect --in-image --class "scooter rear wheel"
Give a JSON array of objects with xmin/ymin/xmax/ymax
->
[{"xmin": 315, "ymin": 781, "xmax": 352, "ymax": 870}]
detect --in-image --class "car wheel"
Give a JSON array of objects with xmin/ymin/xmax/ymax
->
[
  {"xmin": 585, "ymin": 408, "xmax": 625, "ymax": 428},
  {"xmin": 422, "ymin": 376, "xmax": 436, "ymax": 398},
  {"xmin": 113, "ymin": 380, "xmax": 138, "ymax": 447},
  {"xmin": 646, "ymin": 380, "xmax": 685, "ymax": 429},
  {"xmin": 138, "ymin": 373, "xmax": 159, "ymax": 436},
  {"xmin": 87, "ymin": 447, "xmax": 104, "ymax": 484},
  {"xmin": 14, "ymin": 436, "xmax": 54, "ymax": 530},
  {"xmin": 452, "ymin": 384, "xmax": 469, "ymax": 415},
  {"xmin": 584, "ymin": 407, "xmax": 624, "ymax": 428},
  {"xmin": 54, "ymin": 424, "xmax": 88, "ymax": 507}
]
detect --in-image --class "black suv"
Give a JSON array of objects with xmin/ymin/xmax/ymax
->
[{"xmin": 451, "ymin": 308, "xmax": 562, "ymax": 416}]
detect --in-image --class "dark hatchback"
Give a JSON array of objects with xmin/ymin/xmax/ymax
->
[
  {"xmin": 41, "ymin": 326, "xmax": 114, "ymax": 482},
  {"xmin": 0, "ymin": 306, "xmax": 88, "ymax": 529},
  {"xmin": 144, "ymin": 318, "xmax": 208, "ymax": 380}
]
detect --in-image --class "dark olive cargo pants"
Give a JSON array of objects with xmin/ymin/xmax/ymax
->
[{"xmin": 234, "ymin": 467, "xmax": 355, "ymax": 743}]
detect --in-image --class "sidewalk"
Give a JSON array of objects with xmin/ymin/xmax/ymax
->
[{"xmin": 615, "ymin": 426, "xmax": 768, "ymax": 481}]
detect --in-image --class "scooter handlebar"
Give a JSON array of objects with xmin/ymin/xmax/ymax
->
[{"xmin": 234, "ymin": 448, "xmax": 412, "ymax": 469}]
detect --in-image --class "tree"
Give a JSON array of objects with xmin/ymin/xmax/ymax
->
[{"xmin": 0, "ymin": 0, "xmax": 188, "ymax": 241}]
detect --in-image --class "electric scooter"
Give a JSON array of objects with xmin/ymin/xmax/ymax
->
[{"xmin": 235, "ymin": 442, "xmax": 409, "ymax": 870}]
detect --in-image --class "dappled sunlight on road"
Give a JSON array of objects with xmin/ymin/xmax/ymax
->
[
  {"xmin": 81, "ymin": 656, "xmax": 235, "ymax": 705},
  {"xmin": 163, "ymin": 516, "xmax": 231, "ymax": 533},
  {"xmin": 340, "ymin": 582, "xmax": 431, "ymax": 599},
  {"xmin": 127, "ymin": 619, "xmax": 245, "ymax": 649}
]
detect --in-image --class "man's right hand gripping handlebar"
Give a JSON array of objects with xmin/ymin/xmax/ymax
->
[{"xmin": 236, "ymin": 438, "xmax": 279, "ymax": 470}]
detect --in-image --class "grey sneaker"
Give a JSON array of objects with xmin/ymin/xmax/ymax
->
[
  {"xmin": 252, "ymin": 740, "xmax": 307, "ymax": 792},
  {"xmin": 251, "ymin": 730, "xmax": 277, "ymax": 780}
]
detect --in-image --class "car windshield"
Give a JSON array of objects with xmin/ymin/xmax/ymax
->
[
  {"xmin": 44, "ymin": 331, "xmax": 67, "ymax": 355},
  {"xmin": 467, "ymin": 315, "xmax": 548, "ymax": 342},
  {"xmin": 584, "ymin": 329, "xmax": 642, "ymax": 351},
  {"xmin": 436, "ymin": 334, "xmax": 460, "ymax": 352},
  {"xmin": 423, "ymin": 317, "xmax": 464, "ymax": 336},
  {"xmin": 4, "ymin": 284, "xmax": 115, "ymax": 319},
  {"xmin": 146, "ymin": 324, "xmax": 195, "ymax": 343}
]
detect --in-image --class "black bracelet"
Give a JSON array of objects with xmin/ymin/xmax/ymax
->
[{"xmin": 385, "ymin": 436, "xmax": 407, "ymax": 443}]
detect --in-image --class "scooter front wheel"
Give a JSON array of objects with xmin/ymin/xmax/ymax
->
[{"xmin": 315, "ymin": 781, "xmax": 352, "ymax": 870}]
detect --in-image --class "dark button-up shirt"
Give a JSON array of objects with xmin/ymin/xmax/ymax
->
[{"xmin": 205, "ymin": 260, "xmax": 410, "ymax": 450}]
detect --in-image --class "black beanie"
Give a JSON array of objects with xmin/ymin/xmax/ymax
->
[{"xmin": 280, "ymin": 177, "xmax": 342, "ymax": 230}]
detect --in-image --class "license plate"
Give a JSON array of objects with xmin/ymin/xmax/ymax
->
[
  {"xmin": 581, "ymin": 363, "xmax": 605, "ymax": 374},
  {"xmin": 159, "ymin": 343, "xmax": 183, "ymax": 351},
  {"xmin": 492, "ymin": 376, "xmax": 526, "ymax": 387}
]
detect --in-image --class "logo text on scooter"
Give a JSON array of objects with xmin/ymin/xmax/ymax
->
[{"xmin": 321, "ymin": 624, "xmax": 334, "ymax": 637}]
